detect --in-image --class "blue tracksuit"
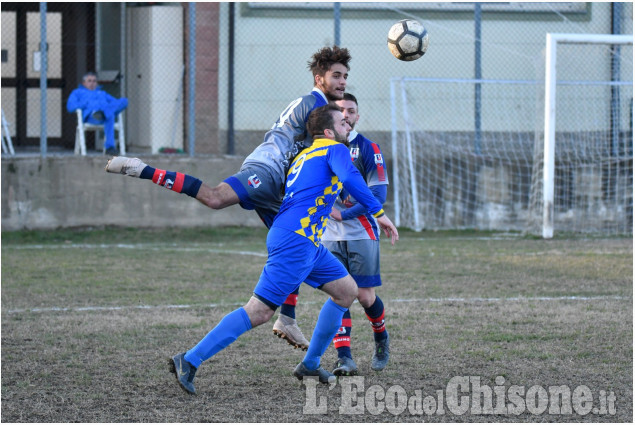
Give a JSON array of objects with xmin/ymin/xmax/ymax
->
[{"xmin": 67, "ymin": 85, "xmax": 128, "ymax": 150}]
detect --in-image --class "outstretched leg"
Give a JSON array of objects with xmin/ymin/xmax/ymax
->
[
  {"xmin": 171, "ymin": 296, "xmax": 274, "ymax": 395},
  {"xmin": 106, "ymin": 156, "xmax": 239, "ymax": 210}
]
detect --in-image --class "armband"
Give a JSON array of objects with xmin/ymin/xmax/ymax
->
[{"xmin": 373, "ymin": 209, "xmax": 385, "ymax": 218}]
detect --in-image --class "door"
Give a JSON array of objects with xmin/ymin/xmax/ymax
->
[{"xmin": 1, "ymin": 3, "xmax": 94, "ymax": 151}]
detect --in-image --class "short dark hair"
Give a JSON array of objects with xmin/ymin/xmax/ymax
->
[
  {"xmin": 341, "ymin": 92, "xmax": 358, "ymax": 106},
  {"xmin": 306, "ymin": 104, "xmax": 341, "ymax": 138},
  {"xmin": 307, "ymin": 46, "xmax": 351, "ymax": 79},
  {"xmin": 82, "ymin": 71, "xmax": 97, "ymax": 81}
]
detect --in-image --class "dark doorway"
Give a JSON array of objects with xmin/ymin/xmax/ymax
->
[{"xmin": 1, "ymin": 3, "xmax": 94, "ymax": 151}]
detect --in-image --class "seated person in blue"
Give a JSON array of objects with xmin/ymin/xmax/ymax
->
[{"xmin": 67, "ymin": 72, "xmax": 128, "ymax": 155}]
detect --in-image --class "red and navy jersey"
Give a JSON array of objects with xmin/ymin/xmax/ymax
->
[
  {"xmin": 322, "ymin": 130, "xmax": 389, "ymax": 241},
  {"xmin": 272, "ymin": 138, "xmax": 385, "ymax": 246}
]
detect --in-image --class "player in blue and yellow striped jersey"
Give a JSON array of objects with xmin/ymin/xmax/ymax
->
[
  {"xmin": 169, "ymin": 104, "xmax": 399, "ymax": 394},
  {"xmin": 278, "ymin": 93, "xmax": 392, "ymax": 375}
]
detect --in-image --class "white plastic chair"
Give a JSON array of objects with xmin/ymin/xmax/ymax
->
[
  {"xmin": 74, "ymin": 109, "xmax": 125, "ymax": 155},
  {"xmin": 1, "ymin": 108, "xmax": 15, "ymax": 155}
]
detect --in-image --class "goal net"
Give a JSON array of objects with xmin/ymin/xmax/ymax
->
[{"xmin": 391, "ymin": 34, "xmax": 633, "ymax": 236}]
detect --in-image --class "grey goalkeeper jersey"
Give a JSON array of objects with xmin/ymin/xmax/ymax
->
[{"xmin": 241, "ymin": 88, "xmax": 328, "ymax": 184}]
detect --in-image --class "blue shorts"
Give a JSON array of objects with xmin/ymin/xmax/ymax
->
[{"xmin": 253, "ymin": 227, "xmax": 349, "ymax": 308}]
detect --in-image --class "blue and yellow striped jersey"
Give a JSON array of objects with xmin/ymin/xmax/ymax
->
[{"xmin": 272, "ymin": 138, "xmax": 385, "ymax": 245}]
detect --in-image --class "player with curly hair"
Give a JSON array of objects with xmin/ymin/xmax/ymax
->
[{"xmin": 106, "ymin": 46, "xmax": 352, "ymax": 349}]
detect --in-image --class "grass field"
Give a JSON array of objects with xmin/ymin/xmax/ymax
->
[{"xmin": 1, "ymin": 226, "xmax": 632, "ymax": 422}]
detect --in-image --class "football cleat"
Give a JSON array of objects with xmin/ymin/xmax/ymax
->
[
  {"xmin": 170, "ymin": 352, "xmax": 197, "ymax": 395},
  {"xmin": 371, "ymin": 334, "xmax": 390, "ymax": 371},
  {"xmin": 105, "ymin": 156, "xmax": 147, "ymax": 178},
  {"xmin": 273, "ymin": 314, "xmax": 309, "ymax": 351},
  {"xmin": 293, "ymin": 362, "xmax": 336, "ymax": 384},
  {"xmin": 333, "ymin": 356, "xmax": 358, "ymax": 376}
]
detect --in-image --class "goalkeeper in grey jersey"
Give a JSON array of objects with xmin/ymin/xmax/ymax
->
[
  {"xmin": 106, "ymin": 46, "xmax": 350, "ymax": 228},
  {"xmin": 105, "ymin": 46, "xmax": 351, "ymax": 349}
]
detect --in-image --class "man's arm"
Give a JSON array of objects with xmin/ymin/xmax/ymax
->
[
  {"xmin": 66, "ymin": 89, "xmax": 85, "ymax": 113},
  {"xmin": 331, "ymin": 136, "xmax": 389, "ymax": 221},
  {"xmin": 331, "ymin": 185, "xmax": 387, "ymax": 221},
  {"xmin": 328, "ymin": 145, "xmax": 398, "ymax": 244},
  {"xmin": 101, "ymin": 90, "xmax": 120, "ymax": 105}
]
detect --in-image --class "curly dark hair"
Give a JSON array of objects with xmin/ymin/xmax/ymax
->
[
  {"xmin": 307, "ymin": 45, "xmax": 352, "ymax": 79},
  {"xmin": 306, "ymin": 104, "xmax": 341, "ymax": 139}
]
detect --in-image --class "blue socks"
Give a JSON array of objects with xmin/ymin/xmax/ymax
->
[
  {"xmin": 184, "ymin": 307, "xmax": 252, "ymax": 368},
  {"xmin": 181, "ymin": 298, "xmax": 353, "ymax": 372},
  {"xmin": 302, "ymin": 298, "xmax": 348, "ymax": 370}
]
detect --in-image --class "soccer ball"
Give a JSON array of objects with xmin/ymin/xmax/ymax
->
[{"xmin": 387, "ymin": 19, "xmax": 429, "ymax": 61}]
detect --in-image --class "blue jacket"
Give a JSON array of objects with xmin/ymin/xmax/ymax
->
[{"xmin": 66, "ymin": 85, "xmax": 119, "ymax": 118}]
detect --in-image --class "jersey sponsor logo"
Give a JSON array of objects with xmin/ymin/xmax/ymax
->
[
  {"xmin": 350, "ymin": 147, "xmax": 359, "ymax": 161},
  {"xmin": 374, "ymin": 153, "xmax": 384, "ymax": 165},
  {"xmin": 248, "ymin": 174, "xmax": 261, "ymax": 188},
  {"xmin": 164, "ymin": 178, "xmax": 174, "ymax": 190}
]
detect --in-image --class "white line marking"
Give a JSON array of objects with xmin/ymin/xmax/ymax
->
[
  {"xmin": 4, "ymin": 295, "xmax": 629, "ymax": 315},
  {"xmin": 3, "ymin": 244, "xmax": 630, "ymax": 314},
  {"xmin": 7, "ymin": 243, "xmax": 268, "ymax": 257}
]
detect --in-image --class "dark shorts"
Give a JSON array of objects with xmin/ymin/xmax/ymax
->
[
  {"xmin": 253, "ymin": 227, "xmax": 349, "ymax": 308},
  {"xmin": 321, "ymin": 239, "xmax": 382, "ymax": 288},
  {"xmin": 223, "ymin": 165, "xmax": 282, "ymax": 228}
]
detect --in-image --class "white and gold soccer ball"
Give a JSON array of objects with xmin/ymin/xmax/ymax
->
[{"xmin": 387, "ymin": 19, "xmax": 429, "ymax": 61}]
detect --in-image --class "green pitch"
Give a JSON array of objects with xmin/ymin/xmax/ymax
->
[{"xmin": 1, "ymin": 227, "xmax": 632, "ymax": 422}]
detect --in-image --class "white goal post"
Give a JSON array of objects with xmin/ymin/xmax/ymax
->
[
  {"xmin": 542, "ymin": 33, "xmax": 633, "ymax": 238},
  {"xmin": 390, "ymin": 33, "xmax": 633, "ymax": 237}
]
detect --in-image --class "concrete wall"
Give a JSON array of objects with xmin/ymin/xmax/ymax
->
[{"xmin": 1, "ymin": 155, "xmax": 263, "ymax": 231}]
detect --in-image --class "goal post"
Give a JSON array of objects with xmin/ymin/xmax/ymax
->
[
  {"xmin": 542, "ymin": 33, "xmax": 633, "ymax": 238},
  {"xmin": 390, "ymin": 77, "xmax": 542, "ymax": 233},
  {"xmin": 390, "ymin": 34, "xmax": 633, "ymax": 237}
]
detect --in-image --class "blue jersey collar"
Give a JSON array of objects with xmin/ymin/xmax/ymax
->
[{"xmin": 312, "ymin": 87, "xmax": 328, "ymax": 103}]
